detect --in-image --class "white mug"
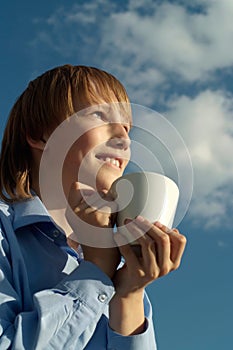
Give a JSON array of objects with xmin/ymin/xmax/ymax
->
[{"xmin": 110, "ymin": 172, "xmax": 179, "ymax": 244}]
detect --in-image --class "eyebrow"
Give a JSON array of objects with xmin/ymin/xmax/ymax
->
[{"xmin": 77, "ymin": 102, "xmax": 132, "ymax": 126}]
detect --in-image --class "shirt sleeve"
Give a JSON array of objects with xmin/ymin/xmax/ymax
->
[
  {"xmin": 0, "ymin": 220, "xmax": 157, "ymax": 350},
  {"xmin": 107, "ymin": 291, "xmax": 157, "ymax": 350},
  {"xmin": 0, "ymin": 221, "xmax": 115, "ymax": 350},
  {"xmin": 33, "ymin": 261, "xmax": 115, "ymax": 349}
]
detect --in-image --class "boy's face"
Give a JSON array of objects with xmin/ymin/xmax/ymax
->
[{"xmin": 63, "ymin": 104, "xmax": 131, "ymax": 193}]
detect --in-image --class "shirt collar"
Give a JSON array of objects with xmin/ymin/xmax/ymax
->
[{"xmin": 11, "ymin": 195, "xmax": 53, "ymax": 230}]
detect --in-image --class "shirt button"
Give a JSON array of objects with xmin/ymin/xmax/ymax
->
[
  {"xmin": 52, "ymin": 229, "xmax": 61, "ymax": 238},
  {"xmin": 98, "ymin": 293, "xmax": 108, "ymax": 303}
]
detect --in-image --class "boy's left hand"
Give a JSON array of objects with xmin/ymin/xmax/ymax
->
[{"xmin": 113, "ymin": 216, "xmax": 187, "ymax": 297}]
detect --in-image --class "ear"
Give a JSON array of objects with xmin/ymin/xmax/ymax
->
[{"xmin": 26, "ymin": 136, "xmax": 46, "ymax": 151}]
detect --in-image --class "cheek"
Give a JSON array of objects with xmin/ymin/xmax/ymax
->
[
  {"xmin": 64, "ymin": 127, "xmax": 108, "ymax": 171},
  {"xmin": 77, "ymin": 129, "xmax": 105, "ymax": 153},
  {"xmin": 65, "ymin": 135, "xmax": 92, "ymax": 162}
]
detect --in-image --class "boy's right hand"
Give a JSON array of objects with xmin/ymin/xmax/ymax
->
[{"xmin": 66, "ymin": 182, "xmax": 120, "ymax": 279}]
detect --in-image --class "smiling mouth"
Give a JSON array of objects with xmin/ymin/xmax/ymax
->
[{"xmin": 96, "ymin": 155, "xmax": 122, "ymax": 169}]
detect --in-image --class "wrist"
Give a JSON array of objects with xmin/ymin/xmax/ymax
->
[{"xmin": 109, "ymin": 290, "xmax": 145, "ymax": 335}]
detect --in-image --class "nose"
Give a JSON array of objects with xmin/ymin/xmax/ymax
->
[
  {"xmin": 110, "ymin": 137, "xmax": 131, "ymax": 150},
  {"xmin": 108, "ymin": 123, "xmax": 131, "ymax": 151}
]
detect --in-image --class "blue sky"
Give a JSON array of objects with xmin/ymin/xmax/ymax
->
[{"xmin": 1, "ymin": 0, "xmax": 233, "ymax": 349}]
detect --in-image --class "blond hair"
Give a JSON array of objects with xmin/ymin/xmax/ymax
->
[{"xmin": 0, "ymin": 65, "xmax": 131, "ymax": 202}]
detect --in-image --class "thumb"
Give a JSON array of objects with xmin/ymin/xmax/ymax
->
[{"xmin": 68, "ymin": 182, "xmax": 95, "ymax": 210}]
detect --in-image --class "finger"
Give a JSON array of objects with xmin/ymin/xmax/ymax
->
[
  {"xmin": 153, "ymin": 222, "xmax": 187, "ymax": 269},
  {"xmin": 68, "ymin": 182, "xmax": 96, "ymax": 209},
  {"xmin": 74, "ymin": 190, "xmax": 113, "ymax": 215},
  {"xmin": 77, "ymin": 191, "xmax": 105, "ymax": 212},
  {"xmin": 114, "ymin": 233, "xmax": 140, "ymax": 267},
  {"xmin": 133, "ymin": 231, "xmax": 158, "ymax": 275},
  {"xmin": 81, "ymin": 187, "xmax": 115, "ymax": 208},
  {"xmin": 166, "ymin": 228, "xmax": 187, "ymax": 268},
  {"xmin": 154, "ymin": 221, "xmax": 170, "ymax": 233},
  {"xmin": 124, "ymin": 220, "xmax": 156, "ymax": 260},
  {"xmin": 132, "ymin": 217, "xmax": 171, "ymax": 275},
  {"xmin": 88, "ymin": 195, "xmax": 118, "ymax": 215},
  {"xmin": 139, "ymin": 236, "xmax": 160, "ymax": 280},
  {"xmin": 123, "ymin": 220, "xmax": 160, "ymax": 279}
]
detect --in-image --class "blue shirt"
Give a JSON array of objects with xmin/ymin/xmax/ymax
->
[{"xmin": 0, "ymin": 196, "xmax": 157, "ymax": 349}]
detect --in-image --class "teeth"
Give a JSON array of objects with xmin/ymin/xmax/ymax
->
[{"xmin": 104, "ymin": 157, "xmax": 120, "ymax": 168}]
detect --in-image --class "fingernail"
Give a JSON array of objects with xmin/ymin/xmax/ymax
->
[
  {"xmin": 155, "ymin": 221, "xmax": 163, "ymax": 228},
  {"xmin": 135, "ymin": 215, "xmax": 144, "ymax": 222}
]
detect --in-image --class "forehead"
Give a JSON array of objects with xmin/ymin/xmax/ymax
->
[{"xmin": 70, "ymin": 73, "xmax": 132, "ymax": 127}]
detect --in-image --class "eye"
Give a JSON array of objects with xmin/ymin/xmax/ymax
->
[
  {"xmin": 123, "ymin": 124, "xmax": 131, "ymax": 134},
  {"xmin": 91, "ymin": 111, "xmax": 109, "ymax": 123},
  {"xmin": 92, "ymin": 111, "xmax": 103, "ymax": 119}
]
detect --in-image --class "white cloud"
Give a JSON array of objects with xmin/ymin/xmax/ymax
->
[
  {"xmin": 96, "ymin": 0, "xmax": 233, "ymax": 97},
  {"xmin": 165, "ymin": 89, "xmax": 233, "ymax": 228},
  {"xmin": 128, "ymin": 89, "xmax": 233, "ymax": 229},
  {"xmin": 31, "ymin": 0, "xmax": 233, "ymax": 101},
  {"xmin": 30, "ymin": 0, "xmax": 233, "ymax": 229},
  {"xmin": 32, "ymin": 0, "xmax": 233, "ymax": 80}
]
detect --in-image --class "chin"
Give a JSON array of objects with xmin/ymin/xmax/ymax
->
[
  {"xmin": 96, "ymin": 173, "xmax": 121, "ymax": 192},
  {"xmin": 96, "ymin": 180, "xmax": 114, "ymax": 192}
]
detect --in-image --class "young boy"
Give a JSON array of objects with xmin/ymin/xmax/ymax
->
[{"xmin": 0, "ymin": 65, "xmax": 186, "ymax": 349}]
